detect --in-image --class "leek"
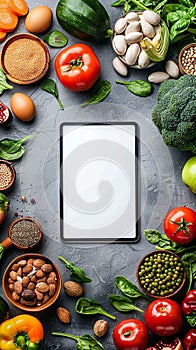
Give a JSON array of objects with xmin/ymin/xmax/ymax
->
[{"xmin": 140, "ymin": 21, "xmax": 170, "ymax": 62}]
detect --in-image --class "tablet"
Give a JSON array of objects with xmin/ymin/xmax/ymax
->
[{"xmin": 60, "ymin": 122, "xmax": 139, "ymax": 243}]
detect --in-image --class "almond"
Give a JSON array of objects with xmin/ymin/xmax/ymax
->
[
  {"xmin": 63, "ymin": 281, "xmax": 83, "ymax": 297},
  {"xmin": 93, "ymin": 320, "xmax": 109, "ymax": 337},
  {"xmin": 14, "ymin": 281, "xmax": 23, "ymax": 295},
  {"xmin": 41, "ymin": 264, "xmax": 53, "ymax": 273},
  {"xmin": 23, "ymin": 264, "xmax": 33, "ymax": 274},
  {"xmin": 33, "ymin": 259, "xmax": 46, "ymax": 268},
  {"xmin": 57, "ymin": 307, "xmax": 71, "ymax": 324},
  {"xmin": 36, "ymin": 282, "xmax": 50, "ymax": 293}
]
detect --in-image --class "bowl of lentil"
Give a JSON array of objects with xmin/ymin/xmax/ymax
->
[
  {"xmin": 0, "ymin": 160, "xmax": 16, "ymax": 192},
  {"xmin": 136, "ymin": 250, "xmax": 186, "ymax": 299},
  {"xmin": 178, "ymin": 43, "xmax": 196, "ymax": 76},
  {"xmin": 0, "ymin": 33, "xmax": 50, "ymax": 84},
  {"xmin": 2, "ymin": 253, "xmax": 62, "ymax": 312}
]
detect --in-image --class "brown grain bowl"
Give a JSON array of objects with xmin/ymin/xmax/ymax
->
[
  {"xmin": 136, "ymin": 250, "xmax": 186, "ymax": 299},
  {"xmin": 0, "ymin": 159, "xmax": 16, "ymax": 192},
  {"xmin": 0, "ymin": 33, "xmax": 50, "ymax": 84},
  {"xmin": 178, "ymin": 42, "xmax": 196, "ymax": 75},
  {"xmin": 2, "ymin": 253, "xmax": 62, "ymax": 312}
]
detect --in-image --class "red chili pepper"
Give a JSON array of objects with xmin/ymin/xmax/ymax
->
[
  {"xmin": 183, "ymin": 329, "xmax": 196, "ymax": 350},
  {"xmin": 182, "ymin": 290, "xmax": 196, "ymax": 327}
]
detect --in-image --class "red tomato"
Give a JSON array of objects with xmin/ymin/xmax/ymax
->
[
  {"xmin": 54, "ymin": 43, "xmax": 100, "ymax": 92},
  {"xmin": 183, "ymin": 329, "xmax": 196, "ymax": 350},
  {"xmin": 113, "ymin": 318, "xmax": 149, "ymax": 350},
  {"xmin": 144, "ymin": 298, "xmax": 182, "ymax": 336},
  {"xmin": 163, "ymin": 206, "xmax": 196, "ymax": 244}
]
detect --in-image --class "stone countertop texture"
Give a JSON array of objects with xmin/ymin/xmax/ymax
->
[{"xmin": 0, "ymin": 0, "xmax": 195, "ymax": 349}]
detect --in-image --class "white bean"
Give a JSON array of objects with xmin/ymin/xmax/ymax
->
[
  {"xmin": 143, "ymin": 10, "xmax": 160, "ymax": 26},
  {"xmin": 125, "ymin": 32, "xmax": 143, "ymax": 45},
  {"xmin": 148, "ymin": 71, "xmax": 170, "ymax": 83},
  {"xmin": 114, "ymin": 17, "xmax": 127, "ymax": 34},
  {"xmin": 125, "ymin": 43, "xmax": 140, "ymax": 65},
  {"xmin": 112, "ymin": 57, "xmax": 128, "ymax": 76},
  {"xmin": 165, "ymin": 60, "xmax": 179, "ymax": 78}
]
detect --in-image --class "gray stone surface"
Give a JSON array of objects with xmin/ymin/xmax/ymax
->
[{"xmin": 0, "ymin": 0, "xmax": 195, "ymax": 349}]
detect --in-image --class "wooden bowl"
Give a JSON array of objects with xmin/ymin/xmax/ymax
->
[
  {"xmin": 0, "ymin": 160, "xmax": 16, "ymax": 192},
  {"xmin": 178, "ymin": 42, "xmax": 196, "ymax": 75},
  {"xmin": 136, "ymin": 250, "xmax": 186, "ymax": 299},
  {"xmin": 2, "ymin": 253, "xmax": 62, "ymax": 312},
  {"xmin": 0, "ymin": 33, "xmax": 50, "ymax": 84}
]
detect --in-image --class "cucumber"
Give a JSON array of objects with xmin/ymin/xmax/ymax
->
[{"xmin": 56, "ymin": 0, "xmax": 112, "ymax": 42}]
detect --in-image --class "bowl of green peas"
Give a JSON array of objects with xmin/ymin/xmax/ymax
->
[{"xmin": 136, "ymin": 250, "xmax": 186, "ymax": 299}]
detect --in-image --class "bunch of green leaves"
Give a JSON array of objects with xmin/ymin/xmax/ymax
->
[
  {"xmin": 144, "ymin": 229, "xmax": 196, "ymax": 291},
  {"xmin": 111, "ymin": 0, "xmax": 166, "ymax": 13},
  {"xmin": 52, "ymin": 332, "xmax": 104, "ymax": 350},
  {"xmin": 0, "ymin": 135, "xmax": 32, "ymax": 161},
  {"xmin": 58, "ymin": 256, "xmax": 92, "ymax": 283}
]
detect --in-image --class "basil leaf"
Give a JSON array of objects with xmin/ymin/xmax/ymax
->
[
  {"xmin": 44, "ymin": 30, "xmax": 68, "ymax": 48},
  {"xmin": 116, "ymin": 80, "xmax": 152, "ymax": 97},
  {"xmin": 108, "ymin": 294, "xmax": 143, "ymax": 312},
  {"xmin": 0, "ymin": 135, "xmax": 31, "ymax": 160},
  {"xmin": 41, "ymin": 79, "xmax": 64, "ymax": 110},
  {"xmin": 81, "ymin": 80, "xmax": 111, "ymax": 107},
  {"xmin": 170, "ymin": 19, "xmax": 190, "ymax": 41}
]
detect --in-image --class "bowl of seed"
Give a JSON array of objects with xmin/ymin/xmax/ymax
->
[
  {"xmin": 178, "ymin": 43, "xmax": 196, "ymax": 76},
  {"xmin": 2, "ymin": 253, "xmax": 62, "ymax": 312},
  {"xmin": 136, "ymin": 250, "xmax": 186, "ymax": 299},
  {"xmin": 0, "ymin": 33, "xmax": 50, "ymax": 84},
  {"xmin": 0, "ymin": 160, "xmax": 16, "ymax": 192}
]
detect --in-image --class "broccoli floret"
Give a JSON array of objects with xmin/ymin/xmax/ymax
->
[{"xmin": 152, "ymin": 75, "xmax": 196, "ymax": 153}]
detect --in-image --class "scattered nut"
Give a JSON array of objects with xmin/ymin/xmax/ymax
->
[
  {"xmin": 165, "ymin": 59, "xmax": 179, "ymax": 78},
  {"xmin": 148, "ymin": 71, "xmax": 170, "ymax": 83},
  {"xmin": 64, "ymin": 281, "xmax": 83, "ymax": 297},
  {"xmin": 93, "ymin": 320, "xmax": 109, "ymax": 337},
  {"xmin": 112, "ymin": 57, "xmax": 128, "ymax": 76},
  {"xmin": 57, "ymin": 307, "xmax": 71, "ymax": 324}
]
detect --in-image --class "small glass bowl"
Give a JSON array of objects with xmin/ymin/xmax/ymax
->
[
  {"xmin": 178, "ymin": 43, "xmax": 196, "ymax": 75},
  {"xmin": 136, "ymin": 250, "xmax": 186, "ymax": 299},
  {"xmin": 0, "ymin": 160, "xmax": 16, "ymax": 192},
  {"xmin": 1, "ymin": 33, "xmax": 50, "ymax": 84}
]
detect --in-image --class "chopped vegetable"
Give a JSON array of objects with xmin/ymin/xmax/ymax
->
[
  {"xmin": 9, "ymin": 0, "xmax": 28, "ymax": 16},
  {"xmin": 75, "ymin": 297, "xmax": 116, "ymax": 320},
  {"xmin": 182, "ymin": 289, "xmax": 196, "ymax": 327},
  {"xmin": 152, "ymin": 75, "xmax": 196, "ymax": 153},
  {"xmin": 41, "ymin": 79, "xmax": 64, "ymax": 110},
  {"xmin": 0, "ymin": 193, "xmax": 9, "ymax": 225},
  {"xmin": 0, "ymin": 31, "xmax": 6, "ymax": 42},
  {"xmin": 0, "ymin": 68, "xmax": 13, "ymax": 95},
  {"xmin": 0, "ymin": 135, "xmax": 31, "ymax": 161},
  {"xmin": 58, "ymin": 256, "xmax": 92, "ymax": 283},
  {"xmin": 81, "ymin": 80, "xmax": 111, "ymax": 106},
  {"xmin": 0, "ymin": 7, "xmax": 18, "ymax": 31},
  {"xmin": 52, "ymin": 332, "xmax": 104, "ymax": 350},
  {"xmin": 108, "ymin": 294, "xmax": 143, "ymax": 313},
  {"xmin": 44, "ymin": 30, "xmax": 68, "ymax": 47},
  {"xmin": 116, "ymin": 79, "xmax": 152, "ymax": 97}
]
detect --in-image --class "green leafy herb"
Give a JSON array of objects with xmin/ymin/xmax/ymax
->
[
  {"xmin": 0, "ymin": 135, "xmax": 32, "ymax": 161},
  {"xmin": 181, "ymin": 252, "xmax": 196, "ymax": 292},
  {"xmin": 41, "ymin": 79, "xmax": 64, "ymax": 110},
  {"xmin": 75, "ymin": 297, "xmax": 116, "ymax": 320},
  {"xmin": 185, "ymin": 313, "xmax": 196, "ymax": 328},
  {"xmin": 115, "ymin": 276, "xmax": 151, "ymax": 301},
  {"xmin": 52, "ymin": 332, "xmax": 104, "ymax": 350},
  {"xmin": 0, "ymin": 68, "xmax": 13, "ymax": 95},
  {"xmin": 108, "ymin": 294, "xmax": 143, "ymax": 313},
  {"xmin": 81, "ymin": 80, "xmax": 111, "ymax": 107},
  {"xmin": 44, "ymin": 30, "xmax": 68, "ymax": 48},
  {"xmin": 58, "ymin": 256, "xmax": 92, "ymax": 283},
  {"xmin": 116, "ymin": 80, "xmax": 153, "ymax": 97}
]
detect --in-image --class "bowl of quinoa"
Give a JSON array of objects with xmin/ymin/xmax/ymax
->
[
  {"xmin": 0, "ymin": 160, "xmax": 16, "ymax": 192},
  {"xmin": 1, "ymin": 33, "xmax": 50, "ymax": 84}
]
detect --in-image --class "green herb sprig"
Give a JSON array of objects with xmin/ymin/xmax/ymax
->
[{"xmin": 52, "ymin": 332, "xmax": 104, "ymax": 350}]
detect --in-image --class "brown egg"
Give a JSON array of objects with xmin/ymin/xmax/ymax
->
[
  {"xmin": 10, "ymin": 93, "xmax": 35, "ymax": 122},
  {"xmin": 25, "ymin": 6, "xmax": 53, "ymax": 34}
]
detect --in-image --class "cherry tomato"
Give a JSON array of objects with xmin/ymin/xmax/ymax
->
[
  {"xmin": 113, "ymin": 318, "xmax": 149, "ymax": 350},
  {"xmin": 54, "ymin": 43, "xmax": 100, "ymax": 92},
  {"xmin": 183, "ymin": 329, "xmax": 196, "ymax": 350},
  {"xmin": 144, "ymin": 298, "xmax": 182, "ymax": 336},
  {"xmin": 163, "ymin": 206, "xmax": 196, "ymax": 244}
]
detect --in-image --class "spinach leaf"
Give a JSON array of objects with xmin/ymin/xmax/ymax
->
[
  {"xmin": 181, "ymin": 252, "xmax": 196, "ymax": 292},
  {"xmin": 0, "ymin": 68, "xmax": 13, "ymax": 95},
  {"xmin": 44, "ymin": 30, "xmax": 68, "ymax": 48},
  {"xmin": 115, "ymin": 276, "xmax": 151, "ymax": 301},
  {"xmin": 58, "ymin": 256, "xmax": 91, "ymax": 283},
  {"xmin": 0, "ymin": 135, "xmax": 32, "ymax": 160},
  {"xmin": 116, "ymin": 80, "xmax": 152, "ymax": 97},
  {"xmin": 52, "ymin": 332, "xmax": 104, "ymax": 350},
  {"xmin": 169, "ymin": 18, "xmax": 190, "ymax": 42},
  {"xmin": 108, "ymin": 294, "xmax": 143, "ymax": 312},
  {"xmin": 41, "ymin": 79, "xmax": 64, "ymax": 110},
  {"xmin": 75, "ymin": 297, "xmax": 116, "ymax": 320},
  {"xmin": 81, "ymin": 80, "xmax": 111, "ymax": 107}
]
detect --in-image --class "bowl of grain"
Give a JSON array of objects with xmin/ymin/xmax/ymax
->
[
  {"xmin": 178, "ymin": 43, "xmax": 196, "ymax": 76},
  {"xmin": 0, "ymin": 160, "xmax": 16, "ymax": 192},
  {"xmin": 0, "ymin": 33, "xmax": 50, "ymax": 84},
  {"xmin": 2, "ymin": 253, "xmax": 62, "ymax": 312}
]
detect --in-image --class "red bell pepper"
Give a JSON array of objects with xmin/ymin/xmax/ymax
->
[
  {"xmin": 182, "ymin": 290, "xmax": 196, "ymax": 327},
  {"xmin": 183, "ymin": 329, "xmax": 196, "ymax": 350}
]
